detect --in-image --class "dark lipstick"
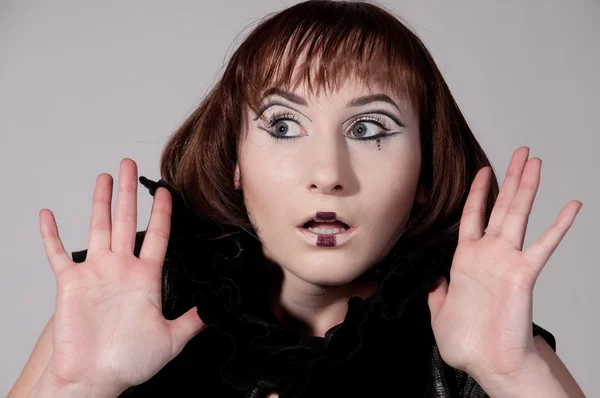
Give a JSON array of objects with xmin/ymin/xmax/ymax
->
[
  {"xmin": 315, "ymin": 211, "xmax": 336, "ymax": 222},
  {"xmin": 317, "ymin": 234, "xmax": 336, "ymax": 247},
  {"xmin": 314, "ymin": 211, "xmax": 337, "ymax": 247}
]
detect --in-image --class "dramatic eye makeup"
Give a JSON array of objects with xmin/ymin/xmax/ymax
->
[
  {"xmin": 252, "ymin": 88, "xmax": 408, "ymax": 143},
  {"xmin": 259, "ymin": 109, "xmax": 404, "ymax": 143},
  {"xmin": 261, "ymin": 110, "xmax": 302, "ymax": 141}
]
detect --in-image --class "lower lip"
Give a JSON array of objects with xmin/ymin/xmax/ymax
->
[{"xmin": 296, "ymin": 226, "xmax": 357, "ymax": 247}]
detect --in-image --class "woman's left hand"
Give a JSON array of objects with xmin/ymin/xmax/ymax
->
[{"xmin": 426, "ymin": 146, "xmax": 582, "ymax": 381}]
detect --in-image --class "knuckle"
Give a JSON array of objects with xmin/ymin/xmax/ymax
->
[
  {"xmin": 552, "ymin": 217, "xmax": 566, "ymax": 229},
  {"xmin": 90, "ymin": 219, "xmax": 111, "ymax": 231},
  {"xmin": 493, "ymin": 196, "xmax": 511, "ymax": 210},
  {"xmin": 92, "ymin": 195, "xmax": 111, "ymax": 205},
  {"xmin": 146, "ymin": 227, "xmax": 170, "ymax": 241},
  {"xmin": 118, "ymin": 184, "xmax": 137, "ymax": 194},
  {"xmin": 463, "ymin": 205, "xmax": 483, "ymax": 216},
  {"xmin": 469, "ymin": 183, "xmax": 483, "ymax": 193},
  {"xmin": 152, "ymin": 204, "xmax": 172, "ymax": 217},
  {"xmin": 49, "ymin": 245, "xmax": 67, "ymax": 257},
  {"xmin": 41, "ymin": 229, "xmax": 59, "ymax": 240},
  {"xmin": 506, "ymin": 204, "xmax": 527, "ymax": 217},
  {"xmin": 111, "ymin": 242, "xmax": 132, "ymax": 253},
  {"xmin": 116, "ymin": 212, "xmax": 137, "ymax": 224},
  {"xmin": 505, "ymin": 168, "xmax": 521, "ymax": 179}
]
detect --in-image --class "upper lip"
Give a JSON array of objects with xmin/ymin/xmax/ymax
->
[{"xmin": 297, "ymin": 212, "xmax": 353, "ymax": 228}]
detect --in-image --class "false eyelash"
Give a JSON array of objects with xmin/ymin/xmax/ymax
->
[
  {"xmin": 264, "ymin": 111, "xmax": 301, "ymax": 141},
  {"xmin": 349, "ymin": 114, "xmax": 391, "ymax": 132},
  {"xmin": 264, "ymin": 111, "xmax": 397, "ymax": 142},
  {"xmin": 268, "ymin": 111, "xmax": 299, "ymax": 127},
  {"xmin": 346, "ymin": 115, "xmax": 393, "ymax": 142}
]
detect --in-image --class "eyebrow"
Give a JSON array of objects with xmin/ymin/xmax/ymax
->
[{"xmin": 255, "ymin": 87, "xmax": 402, "ymax": 115}]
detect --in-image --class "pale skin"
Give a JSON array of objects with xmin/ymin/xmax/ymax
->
[
  {"xmin": 425, "ymin": 148, "xmax": 586, "ymax": 396},
  {"xmin": 235, "ymin": 77, "xmax": 427, "ymax": 337},
  {"xmin": 10, "ymin": 78, "xmax": 584, "ymax": 397},
  {"xmin": 12, "ymin": 163, "xmax": 206, "ymax": 398}
]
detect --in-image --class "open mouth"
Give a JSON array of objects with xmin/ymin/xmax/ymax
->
[{"xmin": 301, "ymin": 220, "xmax": 351, "ymax": 235}]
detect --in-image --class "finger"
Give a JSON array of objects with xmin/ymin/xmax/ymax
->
[
  {"xmin": 524, "ymin": 201, "xmax": 582, "ymax": 273},
  {"xmin": 485, "ymin": 147, "xmax": 529, "ymax": 236},
  {"xmin": 111, "ymin": 159, "xmax": 138, "ymax": 254},
  {"xmin": 458, "ymin": 167, "xmax": 492, "ymax": 242},
  {"xmin": 88, "ymin": 173, "xmax": 113, "ymax": 252},
  {"xmin": 39, "ymin": 209, "xmax": 73, "ymax": 276},
  {"xmin": 500, "ymin": 158, "xmax": 541, "ymax": 250},
  {"xmin": 168, "ymin": 307, "xmax": 207, "ymax": 356},
  {"xmin": 139, "ymin": 187, "xmax": 172, "ymax": 265}
]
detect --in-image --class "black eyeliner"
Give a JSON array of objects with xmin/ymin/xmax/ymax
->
[
  {"xmin": 254, "ymin": 103, "xmax": 403, "ymax": 127},
  {"xmin": 342, "ymin": 109, "xmax": 405, "ymax": 127},
  {"xmin": 346, "ymin": 131, "xmax": 401, "ymax": 142},
  {"xmin": 253, "ymin": 101, "xmax": 311, "ymax": 122}
]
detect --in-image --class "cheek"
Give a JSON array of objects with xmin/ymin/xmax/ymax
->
[
  {"xmin": 241, "ymin": 133, "xmax": 299, "ymax": 185},
  {"xmin": 239, "ymin": 143, "xmax": 300, "ymax": 228},
  {"xmin": 356, "ymin": 151, "xmax": 421, "ymax": 227}
]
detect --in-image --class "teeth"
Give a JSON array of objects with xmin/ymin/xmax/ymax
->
[{"xmin": 307, "ymin": 227, "xmax": 343, "ymax": 235}]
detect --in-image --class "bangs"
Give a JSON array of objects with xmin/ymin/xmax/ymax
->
[
  {"xmin": 229, "ymin": 1, "xmax": 429, "ymax": 121},
  {"xmin": 160, "ymin": 0, "xmax": 498, "ymax": 244}
]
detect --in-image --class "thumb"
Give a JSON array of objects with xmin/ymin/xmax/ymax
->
[
  {"xmin": 168, "ymin": 306, "xmax": 206, "ymax": 355},
  {"xmin": 426, "ymin": 276, "xmax": 448, "ymax": 321}
]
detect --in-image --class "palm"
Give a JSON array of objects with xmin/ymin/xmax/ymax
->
[
  {"xmin": 40, "ymin": 159, "xmax": 205, "ymax": 392},
  {"xmin": 426, "ymin": 147, "xmax": 582, "ymax": 380},
  {"xmin": 52, "ymin": 253, "xmax": 171, "ymax": 387},
  {"xmin": 431, "ymin": 241, "xmax": 535, "ymax": 377}
]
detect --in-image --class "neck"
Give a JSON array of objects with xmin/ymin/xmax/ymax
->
[{"xmin": 260, "ymin": 259, "xmax": 380, "ymax": 338}]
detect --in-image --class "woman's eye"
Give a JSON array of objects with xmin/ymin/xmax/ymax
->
[
  {"xmin": 264, "ymin": 112, "xmax": 302, "ymax": 139},
  {"xmin": 345, "ymin": 116, "xmax": 391, "ymax": 139},
  {"xmin": 262, "ymin": 112, "xmax": 395, "ymax": 141},
  {"xmin": 269, "ymin": 119, "xmax": 302, "ymax": 138}
]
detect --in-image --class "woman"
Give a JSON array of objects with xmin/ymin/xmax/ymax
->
[{"xmin": 13, "ymin": 1, "xmax": 584, "ymax": 397}]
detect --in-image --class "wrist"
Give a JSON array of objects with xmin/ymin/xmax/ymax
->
[
  {"xmin": 470, "ymin": 353, "xmax": 567, "ymax": 398},
  {"xmin": 27, "ymin": 365, "xmax": 126, "ymax": 398}
]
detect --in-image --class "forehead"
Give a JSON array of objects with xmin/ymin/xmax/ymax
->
[
  {"xmin": 254, "ymin": 83, "xmax": 412, "ymax": 124},
  {"xmin": 298, "ymin": 77, "xmax": 396, "ymax": 101},
  {"xmin": 241, "ymin": 43, "xmax": 420, "ymax": 124},
  {"xmin": 261, "ymin": 72, "xmax": 407, "ymax": 108},
  {"xmin": 281, "ymin": 46, "xmax": 396, "ymax": 95}
]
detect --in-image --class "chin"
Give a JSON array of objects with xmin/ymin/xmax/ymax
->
[{"xmin": 284, "ymin": 254, "xmax": 374, "ymax": 287}]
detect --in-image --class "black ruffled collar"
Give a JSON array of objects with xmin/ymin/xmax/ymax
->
[{"xmin": 140, "ymin": 176, "xmax": 454, "ymax": 398}]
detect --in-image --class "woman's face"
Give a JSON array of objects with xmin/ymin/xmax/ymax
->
[{"xmin": 236, "ymin": 77, "xmax": 426, "ymax": 287}]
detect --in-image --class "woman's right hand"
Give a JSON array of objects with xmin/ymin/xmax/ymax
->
[{"xmin": 38, "ymin": 158, "xmax": 206, "ymax": 395}]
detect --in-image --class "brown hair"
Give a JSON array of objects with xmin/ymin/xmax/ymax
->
[{"xmin": 159, "ymin": 0, "xmax": 500, "ymax": 249}]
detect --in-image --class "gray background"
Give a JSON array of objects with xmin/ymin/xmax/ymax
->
[{"xmin": 1, "ymin": 0, "xmax": 598, "ymax": 395}]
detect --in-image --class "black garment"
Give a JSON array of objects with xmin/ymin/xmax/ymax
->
[{"xmin": 71, "ymin": 176, "xmax": 557, "ymax": 398}]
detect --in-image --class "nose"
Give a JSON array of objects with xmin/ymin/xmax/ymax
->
[{"xmin": 306, "ymin": 128, "xmax": 350, "ymax": 195}]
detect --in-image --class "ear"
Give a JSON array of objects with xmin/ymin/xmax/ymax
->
[{"xmin": 234, "ymin": 162, "xmax": 241, "ymax": 190}]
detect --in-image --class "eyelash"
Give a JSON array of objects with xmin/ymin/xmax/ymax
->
[{"xmin": 264, "ymin": 111, "xmax": 395, "ymax": 143}]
